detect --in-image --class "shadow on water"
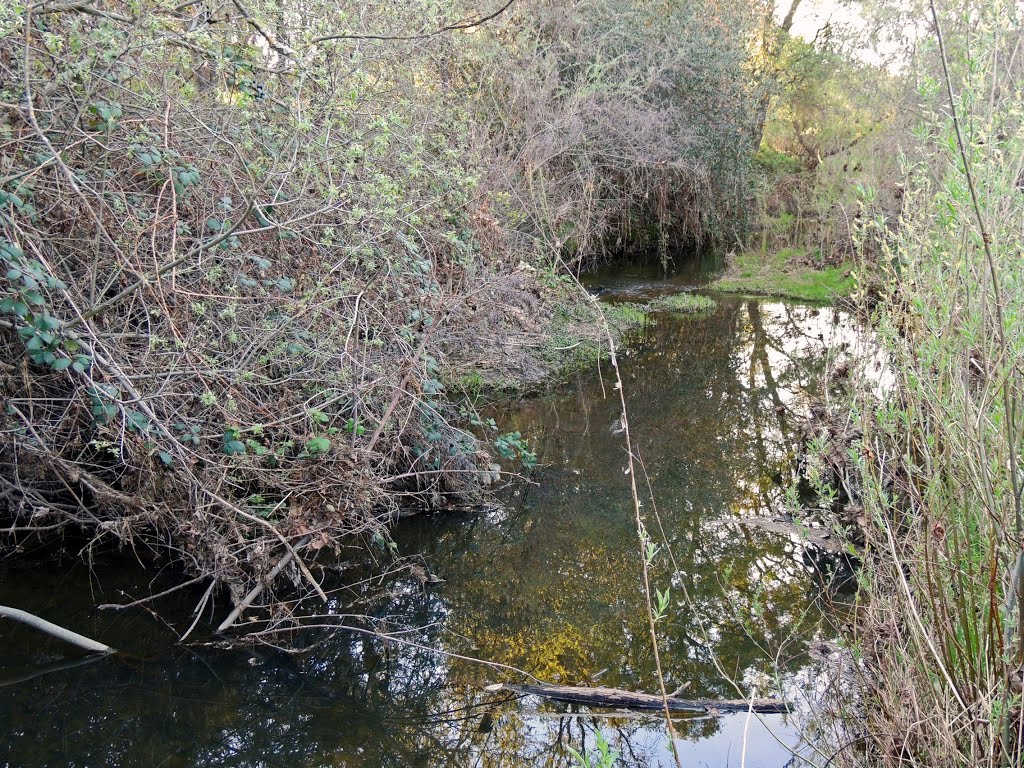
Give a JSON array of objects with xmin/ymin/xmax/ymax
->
[{"xmin": 0, "ymin": 282, "xmax": 863, "ymax": 767}]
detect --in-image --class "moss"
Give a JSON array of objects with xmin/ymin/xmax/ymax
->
[
  {"xmin": 712, "ymin": 249, "xmax": 855, "ymax": 303},
  {"xmin": 648, "ymin": 293, "xmax": 717, "ymax": 314}
]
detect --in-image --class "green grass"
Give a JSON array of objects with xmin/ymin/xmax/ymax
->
[
  {"xmin": 711, "ymin": 248, "xmax": 855, "ymax": 303},
  {"xmin": 648, "ymin": 293, "xmax": 717, "ymax": 314},
  {"xmin": 603, "ymin": 301, "xmax": 649, "ymax": 328}
]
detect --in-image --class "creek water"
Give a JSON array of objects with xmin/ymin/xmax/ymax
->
[{"xmin": 0, "ymin": 265, "xmax": 863, "ymax": 767}]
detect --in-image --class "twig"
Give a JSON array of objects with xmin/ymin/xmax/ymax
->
[
  {"xmin": 30, "ymin": 0, "xmax": 134, "ymax": 23},
  {"xmin": 229, "ymin": 0, "xmax": 297, "ymax": 59},
  {"xmin": 66, "ymin": 201, "xmax": 256, "ymax": 329},
  {"xmin": 203, "ymin": 490, "xmax": 328, "ymax": 603},
  {"xmin": 98, "ymin": 574, "xmax": 209, "ymax": 610},
  {"xmin": 312, "ymin": 0, "xmax": 517, "ymax": 44},
  {"xmin": 179, "ymin": 577, "xmax": 217, "ymax": 642},
  {"xmin": 217, "ymin": 535, "xmax": 312, "ymax": 633}
]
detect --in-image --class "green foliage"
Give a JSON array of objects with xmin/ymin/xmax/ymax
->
[
  {"xmin": 87, "ymin": 385, "xmax": 119, "ymax": 424},
  {"xmin": 86, "ymin": 101, "xmax": 122, "ymax": 132},
  {"xmin": 0, "ymin": 0, "xmax": 765, "ymax": 618},
  {"xmin": 494, "ymin": 431, "xmax": 537, "ymax": 470},
  {"xmin": 803, "ymin": 3, "xmax": 1024, "ymax": 763},
  {"xmin": 1, "ymin": 239, "xmax": 89, "ymax": 372},
  {"xmin": 222, "ymin": 428, "xmax": 247, "ymax": 456},
  {"xmin": 749, "ymin": 25, "xmax": 908, "ymax": 274},
  {"xmin": 764, "ymin": 38, "xmax": 883, "ymax": 170},
  {"xmin": 653, "ymin": 586, "xmax": 670, "ymax": 622},
  {"xmin": 751, "ymin": 146, "xmax": 803, "ymax": 175},
  {"xmin": 470, "ymin": 0, "xmax": 761, "ymax": 260},
  {"xmin": 304, "ymin": 436, "xmax": 331, "ymax": 457}
]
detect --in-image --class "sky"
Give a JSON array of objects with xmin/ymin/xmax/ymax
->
[
  {"xmin": 784, "ymin": 0, "xmax": 853, "ymax": 40},
  {"xmin": 781, "ymin": 0, "xmax": 913, "ymax": 67}
]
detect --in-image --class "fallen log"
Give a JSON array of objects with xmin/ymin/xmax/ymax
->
[{"xmin": 484, "ymin": 682, "xmax": 788, "ymax": 715}]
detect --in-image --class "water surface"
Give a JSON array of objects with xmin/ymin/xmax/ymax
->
[{"xmin": 0, "ymin": 274, "xmax": 860, "ymax": 768}]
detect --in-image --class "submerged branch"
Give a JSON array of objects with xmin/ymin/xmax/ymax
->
[{"xmin": 0, "ymin": 605, "xmax": 114, "ymax": 655}]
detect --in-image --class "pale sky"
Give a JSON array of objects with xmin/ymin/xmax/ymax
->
[
  {"xmin": 783, "ymin": 0, "xmax": 858, "ymax": 41},
  {"xmin": 781, "ymin": 0, "xmax": 911, "ymax": 66}
]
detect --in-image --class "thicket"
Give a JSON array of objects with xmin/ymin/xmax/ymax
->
[
  {"xmin": 0, "ymin": 0, "xmax": 761, "ymax": 619},
  {"xmin": 803, "ymin": 2, "xmax": 1024, "ymax": 764},
  {"xmin": 744, "ymin": 20, "xmax": 910, "ymax": 275}
]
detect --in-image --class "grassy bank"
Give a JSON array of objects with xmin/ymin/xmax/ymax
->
[
  {"xmin": 443, "ymin": 282, "xmax": 720, "ymax": 397},
  {"xmin": 711, "ymin": 247, "xmax": 855, "ymax": 303},
  {"xmin": 648, "ymin": 292, "xmax": 718, "ymax": 314}
]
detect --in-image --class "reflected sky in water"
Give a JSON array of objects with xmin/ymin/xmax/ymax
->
[{"xmin": 0, "ymin": 274, "xmax": 864, "ymax": 768}]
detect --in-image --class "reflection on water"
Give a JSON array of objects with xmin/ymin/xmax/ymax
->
[{"xmin": 0, "ymin": 285, "xmax": 862, "ymax": 768}]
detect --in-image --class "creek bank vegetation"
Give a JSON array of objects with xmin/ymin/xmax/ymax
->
[
  {"xmin": 790, "ymin": 2, "xmax": 1024, "ymax": 764},
  {"xmin": 711, "ymin": 0, "xmax": 911, "ymax": 304},
  {"xmin": 0, "ymin": 0, "xmax": 764, "ymax": 627},
  {"xmin": 647, "ymin": 292, "xmax": 717, "ymax": 315},
  {"xmin": 712, "ymin": 248, "xmax": 855, "ymax": 303}
]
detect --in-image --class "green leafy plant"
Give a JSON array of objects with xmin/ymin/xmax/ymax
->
[
  {"xmin": 86, "ymin": 384, "xmax": 119, "ymax": 425},
  {"xmin": 86, "ymin": 101, "xmax": 122, "ymax": 132},
  {"xmin": 304, "ymin": 436, "xmax": 331, "ymax": 457},
  {"xmin": 494, "ymin": 431, "xmax": 537, "ymax": 469},
  {"xmin": 567, "ymin": 730, "xmax": 619, "ymax": 768},
  {"xmin": 222, "ymin": 428, "xmax": 247, "ymax": 456},
  {"xmin": 2, "ymin": 240, "xmax": 89, "ymax": 372}
]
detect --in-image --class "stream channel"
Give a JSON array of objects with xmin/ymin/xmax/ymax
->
[{"xmin": 1, "ymin": 264, "xmax": 864, "ymax": 767}]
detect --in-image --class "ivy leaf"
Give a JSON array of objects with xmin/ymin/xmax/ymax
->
[
  {"xmin": 126, "ymin": 410, "xmax": 151, "ymax": 433},
  {"xmin": 223, "ymin": 436, "xmax": 247, "ymax": 456},
  {"xmin": 305, "ymin": 436, "xmax": 331, "ymax": 456}
]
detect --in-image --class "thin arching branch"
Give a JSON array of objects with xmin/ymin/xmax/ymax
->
[{"xmin": 311, "ymin": 0, "xmax": 517, "ymax": 44}]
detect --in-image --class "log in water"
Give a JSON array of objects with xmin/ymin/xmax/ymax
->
[{"xmin": 485, "ymin": 682, "xmax": 789, "ymax": 714}]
